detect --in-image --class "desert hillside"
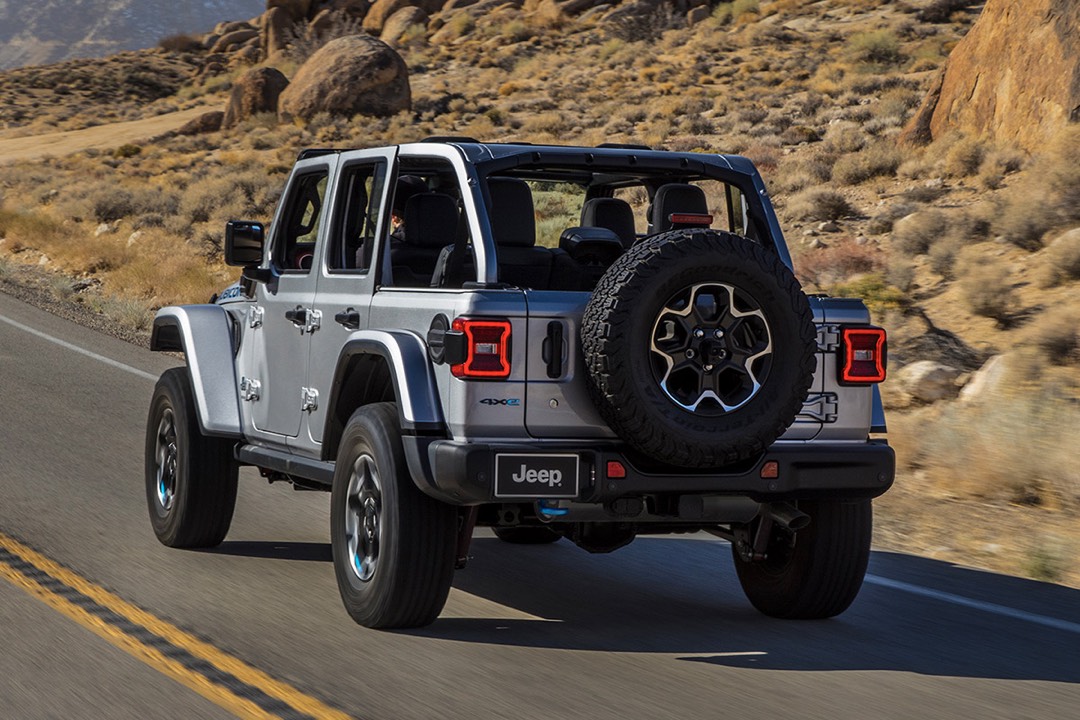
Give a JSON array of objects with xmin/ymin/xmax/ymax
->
[
  {"xmin": 0, "ymin": 0, "xmax": 266, "ymax": 70},
  {"xmin": 0, "ymin": 0, "xmax": 1078, "ymax": 585}
]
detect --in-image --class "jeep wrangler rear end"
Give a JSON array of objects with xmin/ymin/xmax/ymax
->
[{"xmin": 146, "ymin": 140, "xmax": 894, "ymax": 629}]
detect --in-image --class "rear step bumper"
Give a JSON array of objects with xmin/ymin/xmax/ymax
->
[{"xmin": 403, "ymin": 438, "xmax": 895, "ymax": 506}]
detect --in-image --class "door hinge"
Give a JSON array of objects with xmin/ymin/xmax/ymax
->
[
  {"xmin": 240, "ymin": 376, "xmax": 261, "ymax": 402},
  {"xmin": 305, "ymin": 309, "xmax": 322, "ymax": 334},
  {"xmin": 816, "ymin": 323, "xmax": 840, "ymax": 352},
  {"xmin": 248, "ymin": 306, "xmax": 264, "ymax": 329},
  {"xmin": 301, "ymin": 387, "xmax": 319, "ymax": 412},
  {"xmin": 799, "ymin": 392, "xmax": 838, "ymax": 423}
]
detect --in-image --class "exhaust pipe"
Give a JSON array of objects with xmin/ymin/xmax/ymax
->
[{"xmin": 765, "ymin": 502, "xmax": 810, "ymax": 532}]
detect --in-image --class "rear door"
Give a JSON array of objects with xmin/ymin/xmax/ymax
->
[{"xmin": 300, "ymin": 148, "xmax": 397, "ymax": 453}]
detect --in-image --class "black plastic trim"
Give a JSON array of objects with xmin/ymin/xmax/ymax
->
[{"xmin": 237, "ymin": 445, "xmax": 334, "ymax": 486}]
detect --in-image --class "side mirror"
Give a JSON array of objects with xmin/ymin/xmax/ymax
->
[{"xmin": 225, "ymin": 221, "xmax": 265, "ymax": 266}]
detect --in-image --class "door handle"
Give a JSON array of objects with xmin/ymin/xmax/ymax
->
[
  {"xmin": 335, "ymin": 308, "xmax": 360, "ymax": 330},
  {"xmin": 285, "ymin": 306, "xmax": 308, "ymax": 326}
]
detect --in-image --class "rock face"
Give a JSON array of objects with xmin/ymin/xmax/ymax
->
[
  {"xmin": 278, "ymin": 35, "xmax": 410, "ymax": 121},
  {"xmin": 380, "ymin": 7, "xmax": 428, "ymax": 46},
  {"xmin": 895, "ymin": 361, "xmax": 963, "ymax": 404},
  {"xmin": 901, "ymin": 0, "xmax": 1080, "ymax": 151},
  {"xmin": 224, "ymin": 67, "xmax": 290, "ymax": 128},
  {"xmin": 178, "ymin": 110, "xmax": 225, "ymax": 135}
]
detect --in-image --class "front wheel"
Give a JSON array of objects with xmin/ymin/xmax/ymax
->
[
  {"xmin": 732, "ymin": 499, "xmax": 872, "ymax": 619},
  {"xmin": 330, "ymin": 403, "xmax": 457, "ymax": 629},
  {"xmin": 145, "ymin": 367, "xmax": 238, "ymax": 548}
]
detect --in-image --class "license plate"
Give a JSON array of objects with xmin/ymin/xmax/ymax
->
[{"xmin": 494, "ymin": 454, "xmax": 580, "ymax": 498}]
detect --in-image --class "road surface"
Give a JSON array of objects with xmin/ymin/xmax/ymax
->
[{"xmin": 0, "ymin": 290, "xmax": 1078, "ymax": 719}]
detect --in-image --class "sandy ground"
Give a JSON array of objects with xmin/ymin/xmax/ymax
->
[{"xmin": 0, "ymin": 106, "xmax": 214, "ymax": 163}]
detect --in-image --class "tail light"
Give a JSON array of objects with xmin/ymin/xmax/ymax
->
[
  {"xmin": 451, "ymin": 318, "xmax": 512, "ymax": 379},
  {"xmin": 840, "ymin": 326, "xmax": 887, "ymax": 384}
]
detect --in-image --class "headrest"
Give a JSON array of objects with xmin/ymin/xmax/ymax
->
[
  {"xmin": 393, "ymin": 175, "xmax": 429, "ymax": 216},
  {"xmin": 487, "ymin": 177, "xmax": 535, "ymax": 247},
  {"xmin": 404, "ymin": 193, "xmax": 459, "ymax": 249},
  {"xmin": 650, "ymin": 183, "xmax": 708, "ymax": 233},
  {"xmin": 581, "ymin": 197, "xmax": 637, "ymax": 248}
]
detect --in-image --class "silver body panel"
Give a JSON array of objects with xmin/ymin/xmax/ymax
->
[{"xmin": 151, "ymin": 305, "xmax": 243, "ymax": 437}]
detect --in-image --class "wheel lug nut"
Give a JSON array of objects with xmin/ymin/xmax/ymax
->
[
  {"xmin": 693, "ymin": 328, "xmax": 704, "ymax": 338},
  {"xmin": 713, "ymin": 329, "xmax": 724, "ymax": 339},
  {"xmin": 685, "ymin": 349, "xmax": 696, "ymax": 359},
  {"xmin": 704, "ymin": 364, "xmax": 713, "ymax": 372}
]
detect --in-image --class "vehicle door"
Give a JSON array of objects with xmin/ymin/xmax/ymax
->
[
  {"xmin": 247, "ymin": 157, "xmax": 337, "ymax": 439},
  {"xmin": 300, "ymin": 148, "xmax": 396, "ymax": 452}
]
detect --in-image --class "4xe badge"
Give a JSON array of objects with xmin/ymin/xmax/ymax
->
[
  {"xmin": 480, "ymin": 398, "xmax": 520, "ymax": 406},
  {"xmin": 494, "ymin": 454, "xmax": 579, "ymax": 498}
]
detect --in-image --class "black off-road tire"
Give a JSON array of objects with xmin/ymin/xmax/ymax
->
[
  {"xmin": 733, "ymin": 499, "xmax": 873, "ymax": 619},
  {"xmin": 145, "ymin": 367, "xmax": 238, "ymax": 548},
  {"xmin": 493, "ymin": 526, "xmax": 562, "ymax": 544},
  {"xmin": 330, "ymin": 403, "xmax": 457, "ymax": 629},
  {"xmin": 581, "ymin": 229, "xmax": 817, "ymax": 468}
]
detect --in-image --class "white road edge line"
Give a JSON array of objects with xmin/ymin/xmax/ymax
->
[
  {"xmin": 0, "ymin": 312, "xmax": 158, "ymax": 381},
  {"xmin": 865, "ymin": 574, "xmax": 1080, "ymax": 634}
]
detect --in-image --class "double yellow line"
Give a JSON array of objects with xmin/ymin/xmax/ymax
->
[{"xmin": 0, "ymin": 531, "xmax": 353, "ymax": 720}]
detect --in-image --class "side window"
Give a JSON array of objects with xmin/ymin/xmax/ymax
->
[
  {"xmin": 328, "ymin": 161, "xmax": 388, "ymax": 273},
  {"xmin": 273, "ymin": 171, "xmax": 329, "ymax": 273}
]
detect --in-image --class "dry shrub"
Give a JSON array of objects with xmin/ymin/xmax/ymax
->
[
  {"xmin": 944, "ymin": 137, "xmax": 986, "ymax": 178},
  {"xmin": 83, "ymin": 186, "xmax": 180, "ymax": 223},
  {"xmin": 785, "ymin": 188, "xmax": 853, "ymax": 221},
  {"xmin": 157, "ymin": 33, "xmax": 203, "ymax": 53},
  {"xmin": 956, "ymin": 245, "xmax": 1014, "ymax": 322},
  {"xmin": 916, "ymin": 0, "xmax": 973, "ymax": 23},
  {"xmin": 827, "ymin": 273, "xmax": 905, "ymax": 318},
  {"xmin": 832, "ymin": 142, "xmax": 902, "ymax": 185},
  {"xmin": 891, "ymin": 381, "xmax": 1080, "ymax": 507},
  {"xmin": 891, "ymin": 208, "xmax": 947, "ymax": 255},
  {"xmin": 1038, "ymin": 229, "xmax": 1080, "ymax": 287},
  {"xmin": 846, "ymin": 30, "xmax": 904, "ymax": 67},
  {"xmin": 795, "ymin": 240, "xmax": 883, "ymax": 288},
  {"xmin": 994, "ymin": 126, "xmax": 1080, "ymax": 249},
  {"xmin": 1023, "ymin": 306, "xmax": 1080, "ymax": 366}
]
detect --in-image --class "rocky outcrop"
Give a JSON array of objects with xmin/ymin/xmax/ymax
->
[
  {"xmin": 363, "ymin": 0, "xmax": 441, "ymax": 33},
  {"xmin": 895, "ymin": 361, "xmax": 963, "ymax": 404},
  {"xmin": 900, "ymin": 0, "xmax": 1080, "ymax": 151},
  {"xmin": 380, "ymin": 7, "xmax": 428, "ymax": 46},
  {"xmin": 277, "ymin": 35, "xmax": 410, "ymax": 120},
  {"xmin": 223, "ymin": 67, "xmax": 290, "ymax": 128},
  {"xmin": 177, "ymin": 111, "xmax": 225, "ymax": 135}
]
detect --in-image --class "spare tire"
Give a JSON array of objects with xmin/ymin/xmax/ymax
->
[{"xmin": 581, "ymin": 229, "xmax": 816, "ymax": 468}]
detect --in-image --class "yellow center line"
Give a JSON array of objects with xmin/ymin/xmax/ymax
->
[{"xmin": 0, "ymin": 532, "xmax": 354, "ymax": 720}]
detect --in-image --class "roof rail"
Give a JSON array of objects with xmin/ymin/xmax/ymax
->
[
  {"xmin": 420, "ymin": 135, "xmax": 481, "ymax": 144},
  {"xmin": 596, "ymin": 142, "xmax": 653, "ymax": 151},
  {"xmin": 297, "ymin": 148, "xmax": 342, "ymax": 161}
]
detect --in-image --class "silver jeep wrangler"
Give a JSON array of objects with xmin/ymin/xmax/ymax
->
[{"xmin": 145, "ymin": 140, "xmax": 894, "ymax": 628}]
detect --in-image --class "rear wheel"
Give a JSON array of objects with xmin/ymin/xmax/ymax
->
[
  {"xmin": 330, "ymin": 403, "xmax": 457, "ymax": 629},
  {"xmin": 733, "ymin": 499, "xmax": 872, "ymax": 619},
  {"xmin": 145, "ymin": 367, "xmax": 238, "ymax": 548},
  {"xmin": 493, "ymin": 526, "xmax": 562, "ymax": 544}
]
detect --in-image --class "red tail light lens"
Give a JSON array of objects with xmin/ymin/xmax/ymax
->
[
  {"xmin": 451, "ymin": 318, "xmax": 511, "ymax": 379},
  {"xmin": 840, "ymin": 327, "xmax": 887, "ymax": 384}
]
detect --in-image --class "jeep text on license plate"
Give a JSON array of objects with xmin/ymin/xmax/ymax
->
[{"xmin": 494, "ymin": 454, "xmax": 580, "ymax": 498}]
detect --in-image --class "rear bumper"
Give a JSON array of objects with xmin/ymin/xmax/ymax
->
[{"xmin": 403, "ymin": 437, "xmax": 895, "ymax": 506}]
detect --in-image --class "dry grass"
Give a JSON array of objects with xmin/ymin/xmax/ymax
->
[{"xmin": 956, "ymin": 245, "xmax": 1015, "ymax": 323}]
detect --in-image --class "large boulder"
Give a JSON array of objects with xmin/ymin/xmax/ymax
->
[
  {"xmin": 278, "ymin": 35, "xmax": 411, "ymax": 121},
  {"xmin": 900, "ymin": 0, "xmax": 1080, "ymax": 151},
  {"xmin": 363, "ymin": 0, "xmax": 441, "ymax": 33},
  {"xmin": 895, "ymin": 360, "xmax": 963, "ymax": 404},
  {"xmin": 267, "ymin": 0, "xmax": 314, "ymax": 20},
  {"xmin": 224, "ymin": 67, "xmax": 290, "ymax": 128},
  {"xmin": 261, "ymin": 6, "xmax": 297, "ymax": 60},
  {"xmin": 380, "ymin": 7, "xmax": 428, "ymax": 45}
]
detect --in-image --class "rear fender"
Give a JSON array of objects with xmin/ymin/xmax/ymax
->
[
  {"xmin": 150, "ymin": 305, "xmax": 243, "ymax": 438},
  {"xmin": 322, "ymin": 330, "xmax": 446, "ymax": 461}
]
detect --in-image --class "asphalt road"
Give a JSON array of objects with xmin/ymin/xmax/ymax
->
[{"xmin": 1, "ymin": 289, "xmax": 1078, "ymax": 720}]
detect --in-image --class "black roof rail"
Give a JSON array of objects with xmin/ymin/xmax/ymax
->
[
  {"xmin": 596, "ymin": 142, "xmax": 653, "ymax": 151},
  {"xmin": 297, "ymin": 148, "xmax": 342, "ymax": 161},
  {"xmin": 420, "ymin": 135, "xmax": 481, "ymax": 144}
]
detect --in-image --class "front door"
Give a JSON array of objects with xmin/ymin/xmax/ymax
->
[{"xmin": 249, "ymin": 158, "xmax": 336, "ymax": 438}]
